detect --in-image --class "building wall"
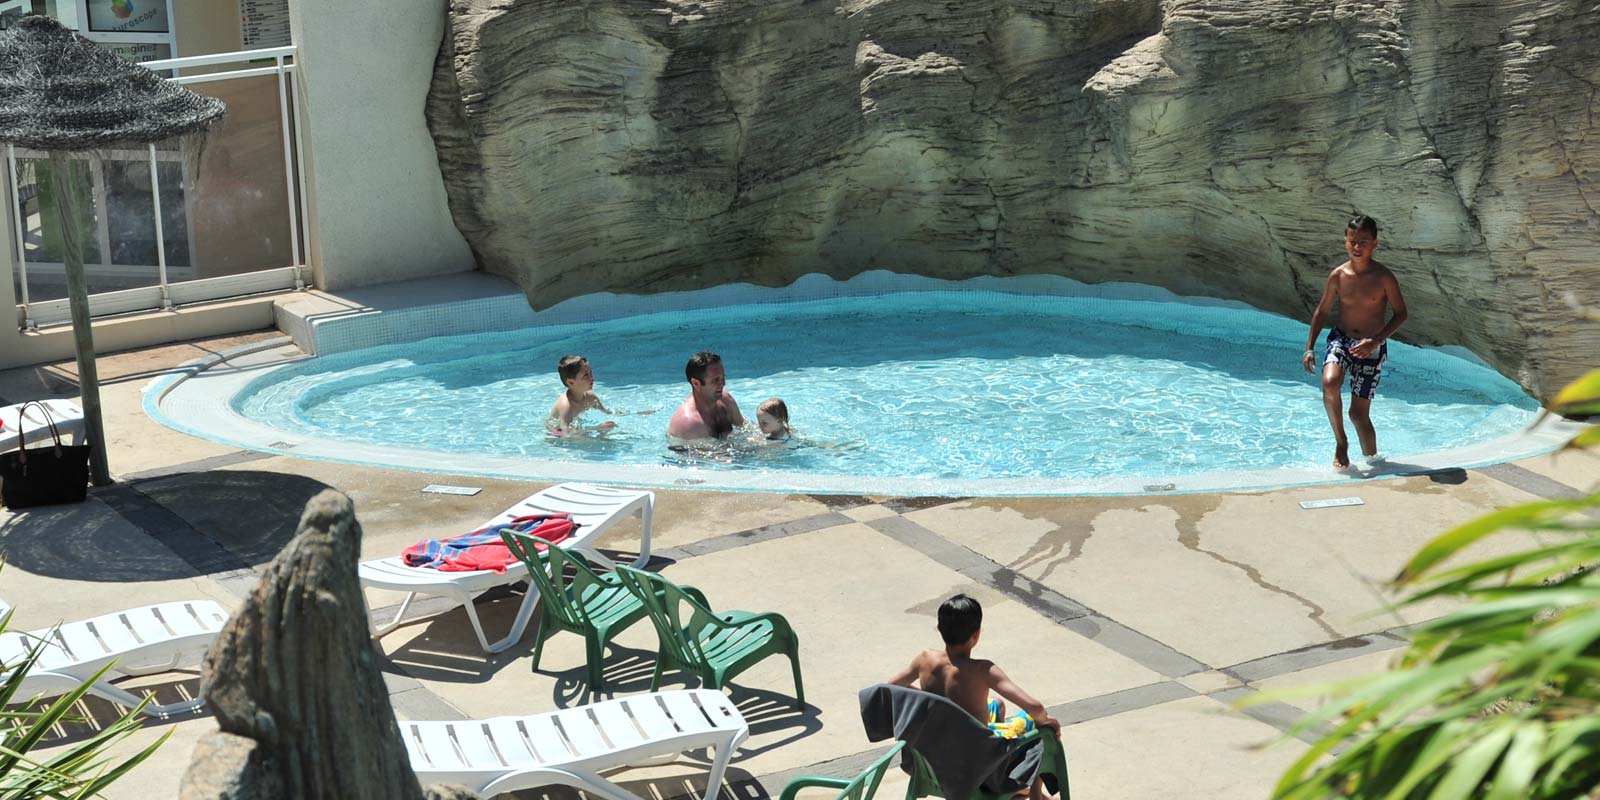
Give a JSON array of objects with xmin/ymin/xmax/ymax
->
[
  {"xmin": 288, "ymin": 0, "xmax": 474, "ymax": 291},
  {"xmin": 172, "ymin": 0, "xmax": 241, "ymax": 59},
  {"xmin": 2, "ymin": 0, "xmax": 477, "ymax": 371}
]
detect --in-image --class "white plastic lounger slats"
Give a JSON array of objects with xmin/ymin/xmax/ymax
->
[
  {"xmin": 0, "ymin": 599, "xmax": 228, "ymax": 718},
  {"xmin": 506, "ymin": 483, "xmax": 655, "ymax": 568},
  {"xmin": 403, "ymin": 689, "xmax": 748, "ymax": 800},
  {"xmin": 624, "ymin": 693, "xmax": 681, "ymax": 739},
  {"xmin": 525, "ymin": 714, "xmax": 572, "ymax": 761},
  {"xmin": 589, "ymin": 701, "xmax": 647, "ymax": 750},
  {"xmin": 461, "ymin": 723, "xmax": 510, "ymax": 768},
  {"xmin": 360, "ymin": 482, "xmax": 655, "ymax": 654},
  {"xmin": 88, "ymin": 619, "xmax": 144, "ymax": 655},
  {"xmin": 661, "ymin": 691, "xmax": 717, "ymax": 733},
  {"xmin": 412, "ymin": 723, "xmax": 456, "ymax": 764},
  {"xmin": 559, "ymin": 709, "xmax": 611, "ymax": 756},
  {"xmin": 0, "ymin": 398, "xmax": 85, "ymax": 453},
  {"xmin": 485, "ymin": 718, "xmax": 539, "ymax": 763}
]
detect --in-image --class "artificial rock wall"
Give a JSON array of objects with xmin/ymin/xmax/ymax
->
[{"xmin": 425, "ymin": 0, "xmax": 1600, "ymax": 402}]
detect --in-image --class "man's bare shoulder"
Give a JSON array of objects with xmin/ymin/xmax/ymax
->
[{"xmin": 667, "ymin": 398, "xmax": 707, "ymax": 437}]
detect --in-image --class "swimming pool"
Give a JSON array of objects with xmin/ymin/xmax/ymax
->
[{"xmin": 188, "ymin": 280, "xmax": 1549, "ymax": 495}]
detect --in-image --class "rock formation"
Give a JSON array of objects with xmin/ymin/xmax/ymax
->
[
  {"xmin": 426, "ymin": 0, "xmax": 1599, "ymax": 402},
  {"xmin": 178, "ymin": 490, "xmax": 474, "ymax": 800}
]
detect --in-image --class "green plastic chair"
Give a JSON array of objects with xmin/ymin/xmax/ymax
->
[
  {"xmin": 904, "ymin": 728, "xmax": 1071, "ymax": 800},
  {"xmin": 501, "ymin": 531, "xmax": 648, "ymax": 690},
  {"xmin": 780, "ymin": 742, "xmax": 906, "ymax": 800},
  {"xmin": 614, "ymin": 565, "xmax": 805, "ymax": 709}
]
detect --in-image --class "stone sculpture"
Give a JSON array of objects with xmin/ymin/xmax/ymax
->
[
  {"xmin": 178, "ymin": 490, "xmax": 474, "ymax": 800},
  {"xmin": 426, "ymin": 0, "xmax": 1598, "ymax": 403}
]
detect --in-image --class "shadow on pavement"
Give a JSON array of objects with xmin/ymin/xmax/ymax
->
[
  {"xmin": 36, "ymin": 675, "xmax": 209, "ymax": 744},
  {"xmin": 0, "ymin": 470, "xmax": 334, "ymax": 582},
  {"xmin": 128, "ymin": 469, "xmax": 337, "ymax": 566},
  {"xmin": 1353, "ymin": 461, "xmax": 1469, "ymax": 484}
]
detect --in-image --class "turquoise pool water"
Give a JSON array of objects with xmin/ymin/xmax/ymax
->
[{"xmin": 233, "ymin": 291, "xmax": 1539, "ymax": 483}]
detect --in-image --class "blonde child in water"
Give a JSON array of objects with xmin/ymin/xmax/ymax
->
[
  {"xmin": 546, "ymin": 355, "xmax": 652, "ymax": 436},
  {"xmin": 755, "ymin": 398, "xmax": 791, "ymax": 441}
]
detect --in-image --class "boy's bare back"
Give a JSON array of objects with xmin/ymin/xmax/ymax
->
[
  {"xmin": 895, "ymin": 593, "xmax": 1060, "ymax": 736},
  {"xmin": 897, "ymin": 648, "xmax": 997, "ymax": 722}
]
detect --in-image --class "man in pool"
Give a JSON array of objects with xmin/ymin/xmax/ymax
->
[
  {"xmin": 1302, "ymin": 214, "xmax": 1410, "ymax": 470},
  {"xmin": 667, "ymin": 351, "xmax": 744, "ymax": 441}
]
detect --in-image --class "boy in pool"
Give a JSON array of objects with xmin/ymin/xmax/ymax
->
[
  {"xmin": 547, "ymin": 355, "xmax": 651, "ymax": 436},
  {"xmin": 756, "ymin": 397, "xmax": 790, "ymax": 441},
  {"xmin": 1302, "ymin": 215, "xmax": 1410, "ymax": 470},
  {"xmin": 888, "ymin": 594, "xmax": 1061, "ymax": 800}
]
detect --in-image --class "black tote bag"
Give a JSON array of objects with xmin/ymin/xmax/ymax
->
[{"xmin": 0, "ymin": 402, "xmax": 90, "ymax": 509}]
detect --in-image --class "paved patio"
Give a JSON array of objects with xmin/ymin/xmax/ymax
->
[{"xmin": 2, "ymin": 332, "xmax": 1594, "ymax": 799}]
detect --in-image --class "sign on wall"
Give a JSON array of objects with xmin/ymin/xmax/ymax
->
[
  {"xmin": 87, "ymin": 0, "xmax": 169, "ymax": 33},
  {"xmin": 240, "ymin": 0, "xmax": 289, "ymax": 48},
  {"xmin": 101, "ymin": 40, "xmax": 171, "ymax": 63}
]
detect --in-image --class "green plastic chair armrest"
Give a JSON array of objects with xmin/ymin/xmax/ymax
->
[
  {"xmin": 719, "ymin": 609, "xmax": 799, "ymax": 639},
  {"xmin": 1010, "ymin": 725, "xmax": 1063, "ymax": 752},
  {"xmin": 720, "ymin": 608, "xmax": 790, "ymax": 626},
  {"xmin": 679, "ymin": 584, "xmax": 712, "ymax": 608},
  {"xmin": 778, "ymin": 776, "xmax": 852, "ymax": 800}
]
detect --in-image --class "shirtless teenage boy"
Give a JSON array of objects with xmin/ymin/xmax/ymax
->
[
  {"xmin": 888, "ymin": 594, "xmax": 1060, "ymax": 800},
  {"xmin": 1303, "ymin": 215, "xmax": 1410, "ymax": 469},
  {"xmin": 666, "ymin": 351, "xmax": 744, "ymax": 441}
]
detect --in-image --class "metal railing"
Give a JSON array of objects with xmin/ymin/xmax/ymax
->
[{"xmin": 5, "ymin": 45, "xmax": 307, "ymax": 329}]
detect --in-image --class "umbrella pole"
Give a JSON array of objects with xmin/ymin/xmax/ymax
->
[{"xmin": 49, "ymin": 151, "xmax": 111, "ymax": 487}]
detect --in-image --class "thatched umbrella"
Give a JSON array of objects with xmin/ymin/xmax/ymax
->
[{"xmin": 0, "ymin": 15, "xmax": 224, "ymax": 486}]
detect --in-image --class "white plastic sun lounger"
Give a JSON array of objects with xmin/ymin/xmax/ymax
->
[
  {"xmin": 0, "ymin": 598, "xmax": 229, "ymax": 718},
  {"xmin": 359, "ymin": 483, "xmax": 654, "ymax": 654},
  {"xmin": 403, "ymin": 688, "xmax": 747, "ymax": 800},
  {"xmin": 0, "ymin": 398, "xmax": 85, "ymax": 453}
]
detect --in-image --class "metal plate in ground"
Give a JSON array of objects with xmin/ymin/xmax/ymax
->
[
  {"xmin": 1299, "ymin": 497, "xmax": 1364, "ymax": 510},
  {"xmin": 422, "ymin": 484, "xmax": 483, "ymax": 496}
]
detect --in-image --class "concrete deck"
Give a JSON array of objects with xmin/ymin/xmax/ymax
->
[{"xmin": 2, "ymin": 331, "xmax": 1595, "ymax": 799}]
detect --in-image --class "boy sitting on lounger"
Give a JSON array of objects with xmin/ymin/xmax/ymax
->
[
  {"xmin": 888, "ymin": 593, "xmax": 1061, "ymax": 800},
  {"xmin": 547, "ymin": 355, "xmax": 651, "ymax": 436}
]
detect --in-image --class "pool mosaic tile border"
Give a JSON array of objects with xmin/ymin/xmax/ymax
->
[{"xmin": 306, "ymin": 271, "xmax": 1286, "ymax": 357}]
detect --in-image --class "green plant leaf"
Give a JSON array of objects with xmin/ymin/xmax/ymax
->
[
  {"xmin": 1422, "ymin": 720, "xmax": 1515, "ymax": 799},
  {"xmin": 0, "ymin": 594, "xmax": 168, "ymax": 799},
  {"xmin": 1485, "ymin": 722, "xmax": 1545, "ymax": 800},
  {"xmin": 1396, "ymin": 497, "xmax": 1599, "ymax": 582},
  {"xmin": 1267, "ymin": 455, "xmax": 1600, "ymax": 800},
  {"xmin": 1550, "ymin": 368, "xmax": 1600, "ymax": 416},
  {"xmin": 1562, "ymin": 425, "xmax": 1600, "ymax": 452}
]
